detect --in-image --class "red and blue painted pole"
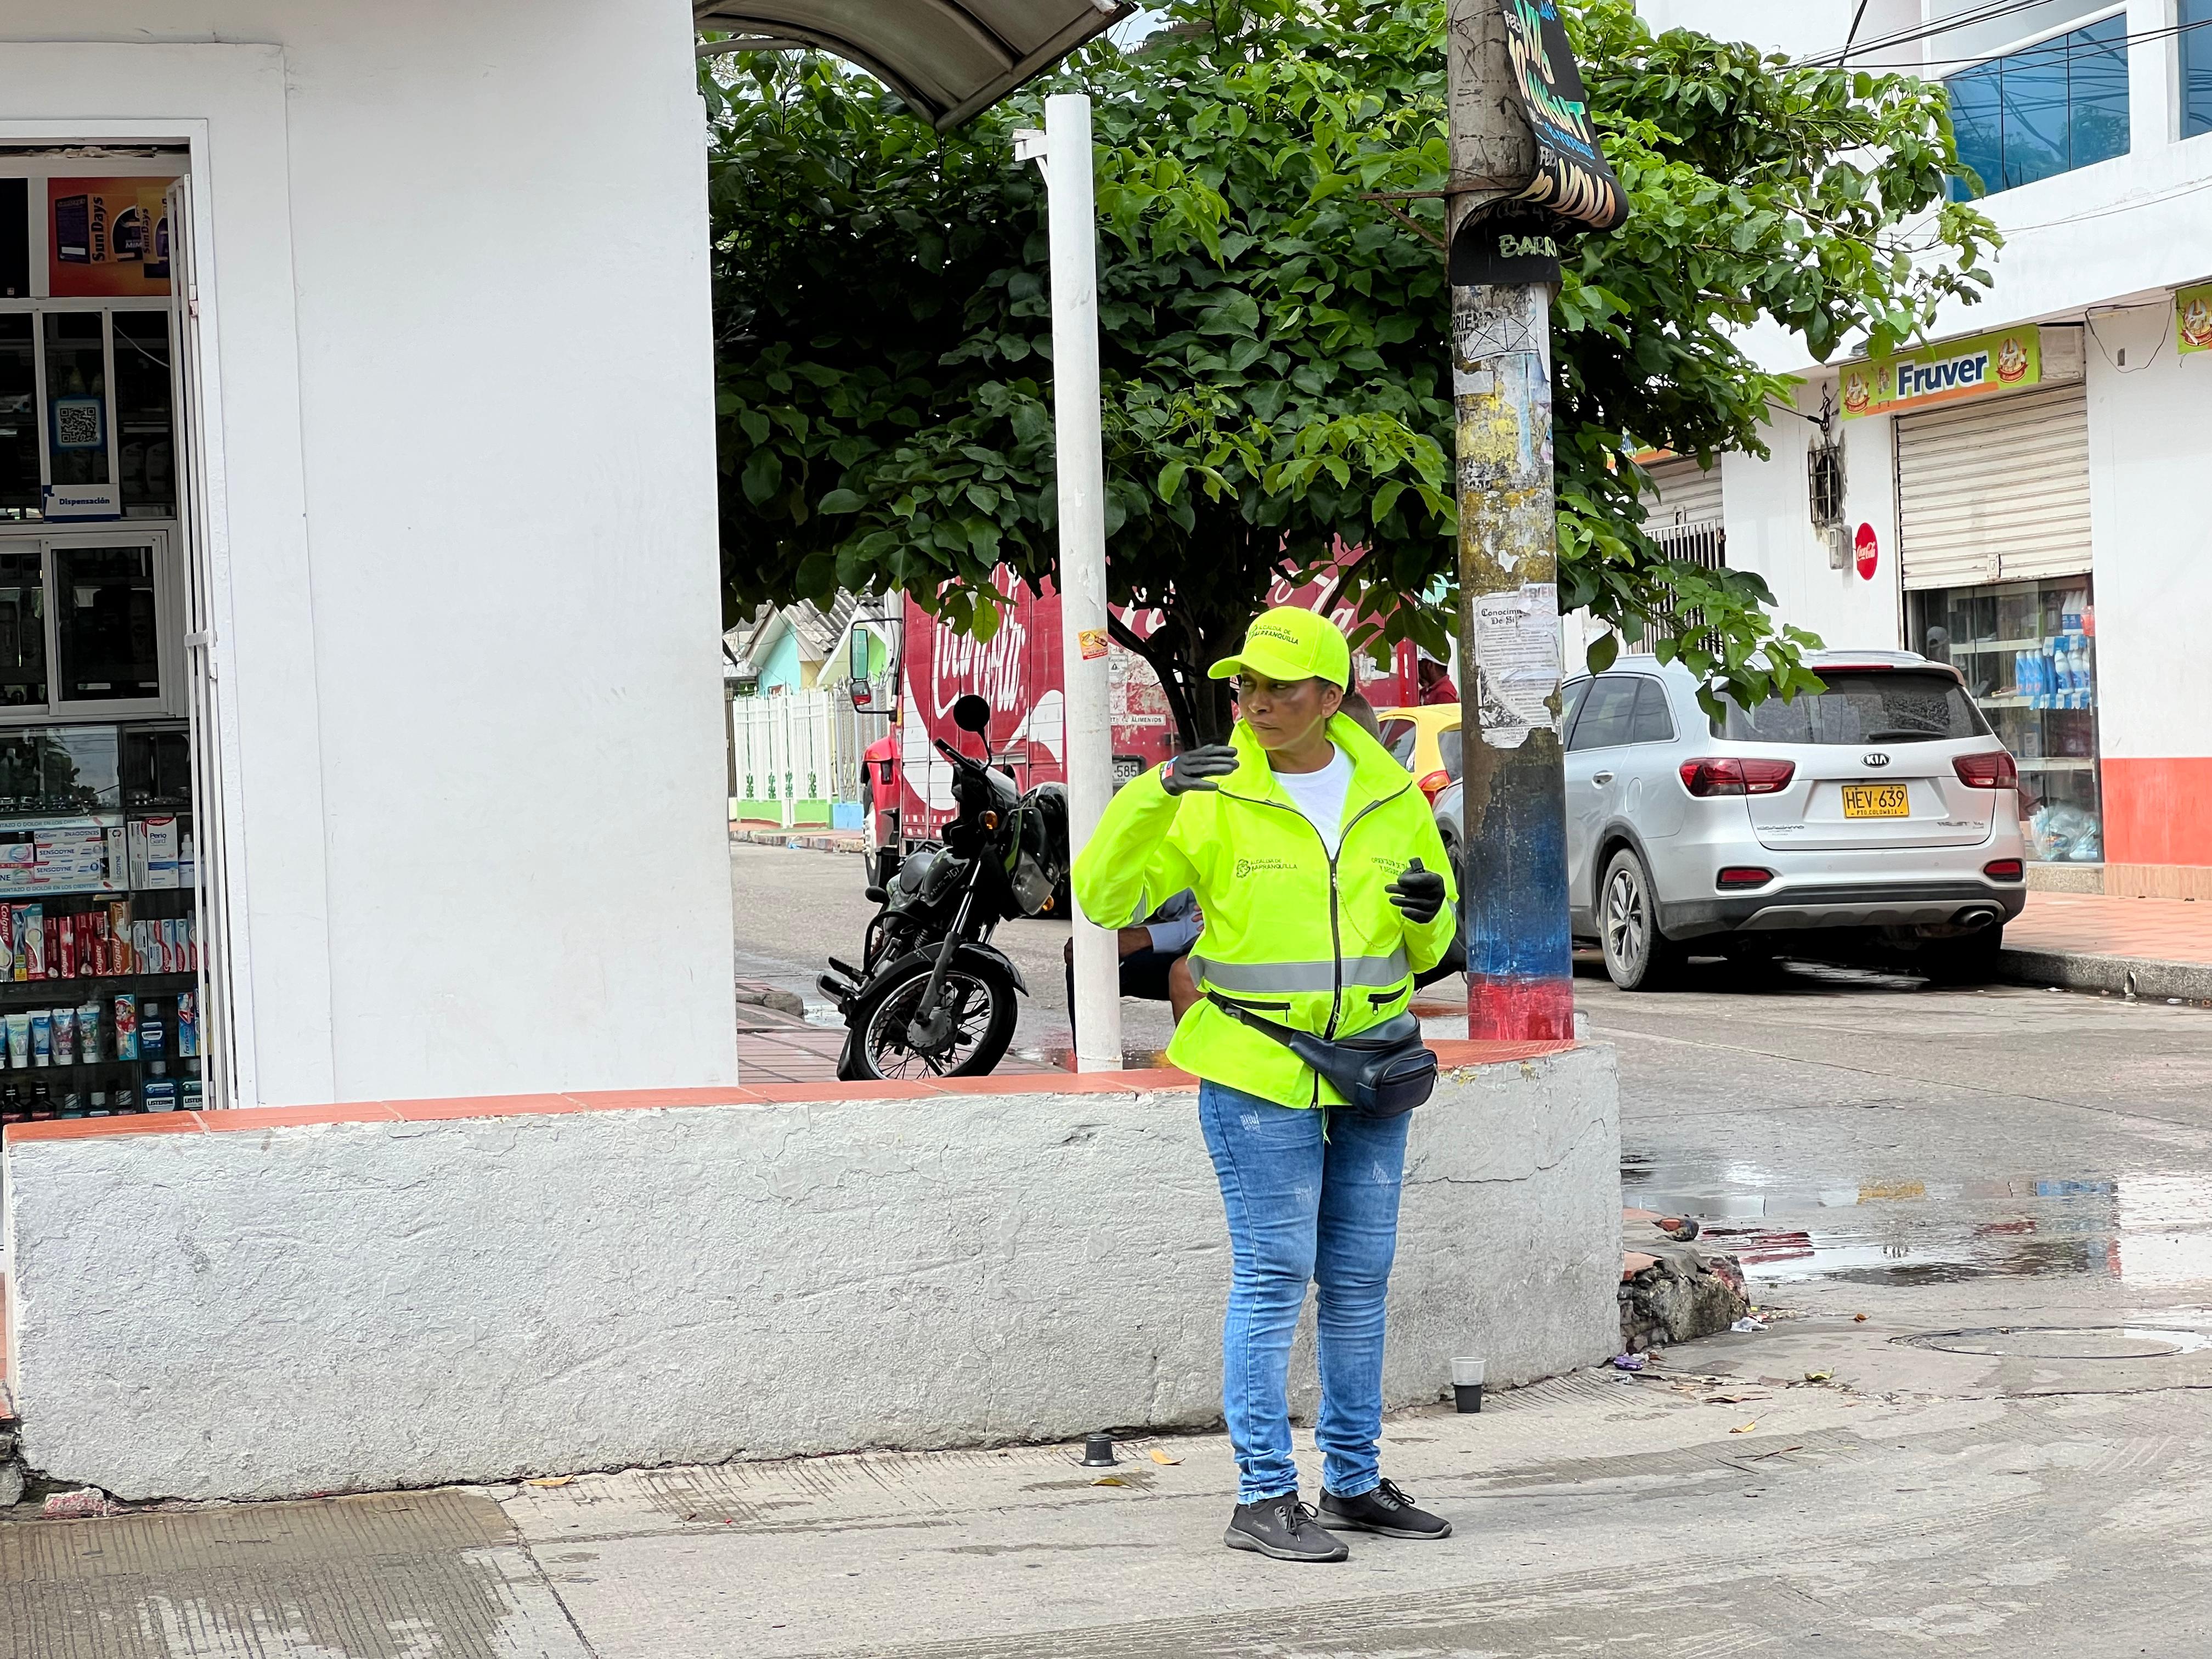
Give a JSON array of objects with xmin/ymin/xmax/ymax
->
[
  {"xmin": 1450, "ymin": 281, "xmax": 1575, "ymax": 1042},
  {"xmin": 1444, "ymin": 0, "xmax": 1577, "ymax": 1043}
]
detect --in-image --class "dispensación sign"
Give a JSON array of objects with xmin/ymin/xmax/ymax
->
[{"xmin": 1839, "ymin": 328, "xmax": 2044, "ymax": 420}]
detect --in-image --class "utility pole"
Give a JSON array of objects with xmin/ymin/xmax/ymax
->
[
  {"xmin": 1018, "ymin": 94, "xmax": 1122, "ymax": 1073},
  {"xmin": 1444, "ymin": 0, "xmax": 1625, "ymax": 1042}
]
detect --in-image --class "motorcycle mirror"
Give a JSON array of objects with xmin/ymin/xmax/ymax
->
[{"xmin": 952, "ymin": 693, "xmax": 992, "ymax": 736}]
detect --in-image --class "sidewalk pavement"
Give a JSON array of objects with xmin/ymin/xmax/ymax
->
[
  {"xmin": 13, "ymin": 1310, "xmax": 2212, "ymax": 1656},
  {"xmin": 731, "ymin": 822, "xmax": 871, "ymax": 856},
  {"xmin": 735, "ymin": 983, "xmax": 1058, "ymax": 1083},
  {"xmin": 2002, "ymin": 888, "xmax": 2212, "ymax": 1001}
]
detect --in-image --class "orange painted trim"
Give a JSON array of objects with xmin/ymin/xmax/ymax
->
[
  {"xmin": 2102, "ymin": 757, "xmax": 2212, "ymax": 868},
  {"xmin": 0, "ymin": 1042, "xmax": 1585, "ymax": 1146}
]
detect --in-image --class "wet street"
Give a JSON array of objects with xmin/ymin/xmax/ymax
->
[{"xmin": 1588, "ymin": 956, "xmax": 2212, "ymax": 1310}]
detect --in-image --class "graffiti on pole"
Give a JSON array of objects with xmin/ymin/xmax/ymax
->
[{"xmin": 1498, "ymin": 0, "xmax": 1628, "ymax": 234}]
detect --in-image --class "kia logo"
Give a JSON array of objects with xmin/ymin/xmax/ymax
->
[{"xmin": 1862, "ymin": 752, "xmax": 1891, "ymax": 768}]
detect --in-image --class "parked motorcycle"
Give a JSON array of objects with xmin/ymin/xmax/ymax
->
[{"xmin": 821, "ymin": 694, "xmax": 1070, "ymax": 1081}]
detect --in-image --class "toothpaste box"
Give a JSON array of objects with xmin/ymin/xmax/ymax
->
[{"xmin": 143, "ymin": 817, "xmax": 180, "ymax": 891}]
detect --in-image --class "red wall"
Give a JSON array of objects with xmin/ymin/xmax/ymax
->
[{"xmin": 2103, "ymin": 757, "xmax": 2212, "ymax": 868}]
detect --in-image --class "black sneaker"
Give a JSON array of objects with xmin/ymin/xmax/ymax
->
[
  {"xmin": 1223, "ymin": 1494, "xmax": 1350, "ymax": 1562},
  {"xmin": 1318, "ymin": 1478, "xmax": 1452, "ymax": 1539}
]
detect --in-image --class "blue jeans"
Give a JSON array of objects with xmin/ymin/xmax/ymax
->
[{"xmin": 1196, "ymin": 1080, "xmax": 1411, "ymax": 1504}]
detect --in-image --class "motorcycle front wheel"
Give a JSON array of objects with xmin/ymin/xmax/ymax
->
[{"xmin": 838, "ymin": 957, "xmax": 1019, "ymax": 1081}]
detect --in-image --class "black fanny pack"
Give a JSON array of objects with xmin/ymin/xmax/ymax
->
[{"xmin": 1207, "ymin": 992, "xmax": 1438, "ymax": 1118}]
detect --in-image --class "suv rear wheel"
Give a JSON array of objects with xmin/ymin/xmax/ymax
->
[
  {"xmin": 1600, "ymin": 848, "xmax": 1685, "ymax": 991},
  {"xmin": 1920, "ymin": 924, "xmax": 2004, "ymax": 986}
]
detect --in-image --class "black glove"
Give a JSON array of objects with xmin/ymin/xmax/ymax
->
[
  {"xmin": 1160, "ymin": 744, "xmax": 1239, "ymax": 796},
  {"xmin": 1387, "ymin": 856, "xmax": 1447, "ymax": 926}
]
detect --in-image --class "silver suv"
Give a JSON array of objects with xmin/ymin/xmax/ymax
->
[{"xmin": 1432, "ymin": 651, "xmax": 2028, "ymax": 990}]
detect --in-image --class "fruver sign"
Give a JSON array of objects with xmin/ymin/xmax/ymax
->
[
  {"xmin": 1839, "ymin": 327, "xmax": 2042, "ymax": 420},
  {"xmin": 2179, "ymin": 283, "xmax": 2212, "ymax": 355},
  {"xmin": 1497, "ymin": 0, "xmax": 1628, "ymax": 234}
]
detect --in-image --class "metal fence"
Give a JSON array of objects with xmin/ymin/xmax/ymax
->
[{"xmin": 729, "ymin": 689, "xmax": 888, "ymax": 823}]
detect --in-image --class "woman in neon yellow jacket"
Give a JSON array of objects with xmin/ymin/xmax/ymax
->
[{"xmin": 1073, "ymin": 606, "xmax": 1458, "ymax": 1565}]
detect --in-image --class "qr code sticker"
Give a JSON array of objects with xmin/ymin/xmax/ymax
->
[{"xmin": 55, "ymin": 401, "xmax": 102, "ymax": 450}]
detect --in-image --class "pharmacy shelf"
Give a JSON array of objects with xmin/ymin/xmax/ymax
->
[{"xmin": 2016, "ymin": 758, "xmax": 2097, "ymax": 771}]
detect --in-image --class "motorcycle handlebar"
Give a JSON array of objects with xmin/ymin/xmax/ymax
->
[{"xmin": 934, "ymin": 737, "xmax": 989, "ymax": 772}]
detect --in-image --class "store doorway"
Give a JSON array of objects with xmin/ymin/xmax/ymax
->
[{"xmin": 0, "ymin": 151, "xmax": 229, "ymax": 1125}]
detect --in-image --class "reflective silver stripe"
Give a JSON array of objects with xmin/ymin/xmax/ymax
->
[
  {"xmin": 1344, "ymin": 950, "xmax": 1412, "ymax": 988},
  {"xmin": 1192, "ymin": 949, "xmax": 1409, "ymax": 995}
]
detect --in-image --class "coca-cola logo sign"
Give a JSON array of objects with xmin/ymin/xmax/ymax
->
[{"xmin": 931, "ymin": 612, "xmax": 1030, "ymax": 721}]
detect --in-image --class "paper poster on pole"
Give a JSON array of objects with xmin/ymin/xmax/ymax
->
[{"xmin": 1471, "ymin": 582, "xmax": 1563, "ymax": 749}]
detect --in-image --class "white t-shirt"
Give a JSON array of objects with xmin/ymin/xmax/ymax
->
[{"xmin": 1273, "ymin": 744, "xmax": 1353, "ymax": 857}]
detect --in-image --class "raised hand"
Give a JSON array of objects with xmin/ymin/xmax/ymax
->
[
  {"xmin": 1386, "ymin": 856, "xmax": 1447, "ymax": 925},
  {"xmin": 1160, "ymin": 745, "xmax": 1240, "ymax": 796}
]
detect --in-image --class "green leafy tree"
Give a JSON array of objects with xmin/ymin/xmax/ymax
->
[{"xmin": 709, "ymin": 0, "xmax": 1997, "ymax": 740}]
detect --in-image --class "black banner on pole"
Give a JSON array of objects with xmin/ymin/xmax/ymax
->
[
  {"xmin": 1498, "ymin": 0, "xmax": 1627, "ymax": 234},
  {"xmin": 1449, "ymin": 207, "xmax": 1569, "ymax": 286}
]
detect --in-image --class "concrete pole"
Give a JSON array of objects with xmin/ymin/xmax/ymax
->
[
  {"xmin": 1447, "ymin": 1, "xmax": 1575, "ymax": 1042},
  {"xmin": 1041, "ymin": 93, "xmax": 1123, "ymax": 1072}
]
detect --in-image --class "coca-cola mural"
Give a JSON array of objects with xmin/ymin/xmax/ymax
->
[{"xmin": 893, "ymin": 554, "xmax": 1437, "ymax": 840}]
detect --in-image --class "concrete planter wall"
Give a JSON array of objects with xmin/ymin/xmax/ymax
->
[{"xmin": 2, "ymin": 1043, "xmax": 1619, "ymax": 1502}]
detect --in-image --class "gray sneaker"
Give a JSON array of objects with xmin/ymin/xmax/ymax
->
[
  {"xmin": 1223, "ymin": 1494, "xmax": 1350, "ymax": 1562},
  {"xmin": 1318, "ymin": 1477, "xmax": 1452, "ymax": 1539}
]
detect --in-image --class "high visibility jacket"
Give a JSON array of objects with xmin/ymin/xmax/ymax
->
[{"xmin": 1073, "ymin": 713, "xmax": 1458, "ymax": 1108}]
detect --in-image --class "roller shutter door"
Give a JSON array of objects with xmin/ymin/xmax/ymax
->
[
  {"xmin": 1896, "ymin": 382, "xmax": 2091, "ymax": 590},
  {"xmin": 1645, "ymin": 456, "xmax": 1722, "ymax": 531}
]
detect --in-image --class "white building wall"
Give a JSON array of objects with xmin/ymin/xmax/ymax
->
[
  {"xmin": 0, "ymin": 1, "xmax": 738, "ymax": 1102},
  {"xmin": 2083, "ymin": 317, "xmax": 2212, "ymax": 763},
  {"xmin": 1720, "ymin": 384, "xmax": 1906, "ymax": 654}
]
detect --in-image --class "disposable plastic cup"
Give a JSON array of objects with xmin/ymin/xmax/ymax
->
[{"xmin": 1451, "ymin": 1356, "xmax": 1485, "ymax": 1414}]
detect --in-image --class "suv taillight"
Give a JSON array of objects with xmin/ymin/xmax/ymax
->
[
  {"xmin": 1954, "ymin": 751, "xmax": 2018, "ymax": 789},
  {"xmin": 1679, "ymin": 757, "xmax": 1796, "ymax": 797}
]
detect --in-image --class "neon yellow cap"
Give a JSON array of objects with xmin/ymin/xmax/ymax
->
[{"xmin": 1208, "ymin": 606, "xmax": 1352, "ymax": 690}]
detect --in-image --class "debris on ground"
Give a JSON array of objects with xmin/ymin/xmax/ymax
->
[
  {"xmin": 41, "ymin": 1488, "xmax": 121, "ymax": 1520},
  {"xmin": 1619, "ymin": 1214, "xmax": 1752, "ymax": 1352},
  {"xmin": 1731, "ymin": 1316, "xmax": 1768, "ymax": 1334},
  {"xmin": 1611, "ymin": 1353, "xmax": 1649, "ymax": 1372}
]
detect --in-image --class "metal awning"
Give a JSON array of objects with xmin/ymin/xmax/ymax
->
[{"xmin": 695, "ymin": 1, "xmax": 1130, "ymax": 131}]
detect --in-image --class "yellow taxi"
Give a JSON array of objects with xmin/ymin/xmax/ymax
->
[{"xmin": 1375, "ymin": 704, "xmax": 1463, "ymax": 803}]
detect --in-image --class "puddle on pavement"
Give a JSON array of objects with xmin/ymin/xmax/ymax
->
[{"xmin": 1627, "ymin": 1159, "xmax": 2212, "ymax": 1291}]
